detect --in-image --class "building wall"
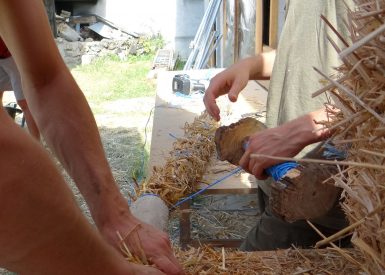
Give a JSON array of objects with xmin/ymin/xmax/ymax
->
[{"xmin": 72, "ymin": 0, "xmax": 205, "ymax": 60}]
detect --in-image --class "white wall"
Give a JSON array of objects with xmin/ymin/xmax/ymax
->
[{"xmin": 73, "ymin": 0, "xmax": 205, "ymax": 60}]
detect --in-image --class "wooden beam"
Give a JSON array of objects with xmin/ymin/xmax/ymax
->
[
  {"xmin": 255, "ymin": 0, "xmax": 263, "ymax": 54},
  {"xmin": 269, "ymin": 0, "xmax": 279, "ymax": 48},
  {"xmin": 234, "ymin": 0, "xmax": 240, "ymax": 63},
  {"xmin": 187, "ymin": 239, "xmax": 244, "ymax": 249},
  {"xmin": 179, "ymin": 201, "xmax": 192, "ymax": 250},
  {"xmin": 222, "ymin": 0, "xmax": 227, "ymax": 44}
]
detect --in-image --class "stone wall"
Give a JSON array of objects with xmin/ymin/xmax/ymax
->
[{"xmin": 56, "ymin": 37, "xmax": 138, "ymax": 68}]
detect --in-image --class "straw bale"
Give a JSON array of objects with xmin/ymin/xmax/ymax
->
[
  {"xmin": 314, "ymin": 1, "xmax": 385, "ymax": 273},
  {"xmin": 139, "ymin": 112, "xmax": 218, "ymax": 205}
]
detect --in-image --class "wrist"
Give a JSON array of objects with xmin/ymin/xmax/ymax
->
[
  {"xmin": 86, "ymin": 176, "xmax": 135, "ymax": 229},
  {"xmin": 283, "ymin": 112, "xmax": 330, "ymax": 149}
]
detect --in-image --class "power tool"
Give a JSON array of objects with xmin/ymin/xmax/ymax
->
[{"xmin": 172, "ymin": 74, "xmax": 206, "ymax": 95}]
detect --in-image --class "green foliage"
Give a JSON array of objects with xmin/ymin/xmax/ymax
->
[
  {"xmin": 173, "ymin": 56, "xmax": 187, "ymax": 70},
  {"xmin": 137, "ymin": 34, "xmax": 165, "ymax": 55}
]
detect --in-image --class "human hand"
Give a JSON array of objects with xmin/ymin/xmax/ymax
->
[
  {"xmin": 203, "ymin": 60, "xmax": 251, "ymax": 121},
  {"xmin": 99, "ymin": 209, "xmax": 184, "ymax": 275},
  {"xmin": 239, "ymin": 124, "xmax": 305, "ymax": 180},
  {"xmin": 128, "ymin": 263, "xmax": 166, "ymax": 275},
  {"xmin": 239, "ymin": 110, "xmax": 332, "ymax": 179}
]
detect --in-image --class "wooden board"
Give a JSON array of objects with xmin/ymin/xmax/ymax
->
[{"xmin": 148, "ymin": 70, "xmax": 268, "ymax": 190}]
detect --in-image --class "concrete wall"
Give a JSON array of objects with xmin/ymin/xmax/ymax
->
[{"xmin": 72, "ymin": 0, "xmax": 205, "ymax": 60}]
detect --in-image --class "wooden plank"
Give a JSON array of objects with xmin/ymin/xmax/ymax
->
[
  {"xmin": 255, "ymin": 0, "xmax": 263, "ymax": 54},
  {"xmin": 233, "ymin": 0, "xmax": 240, "ymax": 63},
  {"xmin": 222, "ymin": 0, "xmax": 227, "ymax": 44},
  {"xmin": 180, "ymin": 201, "xmax": 192, "ymax": 250},
  {"xmin": 70, "ymin": 15, "xmax": 97, "ymax": 25},
  {"xmin": 269, "ymin": 0, "xmax": 279, "ymax": 48},
  {"xmin": 187, "ymin": 239, "xmax": 244, "ymax": 249}
]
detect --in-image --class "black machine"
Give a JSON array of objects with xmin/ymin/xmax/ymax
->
[{"xmin": 172, "ymin": 74, "xmax": 206, "ymax": 95}]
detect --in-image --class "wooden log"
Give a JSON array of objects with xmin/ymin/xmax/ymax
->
[
  {"xmin": 215, "ymin": 117, "xmax": 266, "ymax": 166},
  {"xmin": 216, "ymin": 117, "xmax": 342, "ymax": 222}
]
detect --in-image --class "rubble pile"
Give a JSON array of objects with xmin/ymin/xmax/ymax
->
[{"xmin": 55, "ymin": 10, "xmax": 140, "ymax": 67}]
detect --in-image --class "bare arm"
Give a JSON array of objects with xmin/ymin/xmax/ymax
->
[
  {"xmin": 0, "ymin": 1, "xmax": 182, "ymax": 273},
  {"xmin": 0, "ymin": 0, "xmax": 117, "ymax": 230},
  {"xmin": 0, "ymin": 110, "xmax": 162, "ymax": 274},
  {"xmin": 204, "ymin": 51, "xmax": 276, "ymax": 121},
  {"xmin": 239, "ymin": 108, "xmax": 332, "ymax": 179}
]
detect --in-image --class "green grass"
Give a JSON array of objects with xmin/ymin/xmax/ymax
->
[
  {"xmin": 72, "ymin": 54, "xmax": 156, "ymax": 107},
  {"xmin": 70, "ymin": 53, "xmax": 158, "ymax": 182}
]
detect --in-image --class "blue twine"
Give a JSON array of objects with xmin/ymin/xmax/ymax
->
[
  {"xmin": 172, "ymin": 166, "xmax": 243, "ymax": 209},
  {"xmin": 243, "ymin": 141, "xmax": 297, "ymax": 181},
  {"xmin": 322, "ymin": 143, "xmax": 348, "ymax": 160},
  {"xmin": 169, "ymin": 132, "xmax": 179, "ymax": 139},
  {"xmin": 265, "ymin": 161, "xmax": 298, "ymax": 181}
]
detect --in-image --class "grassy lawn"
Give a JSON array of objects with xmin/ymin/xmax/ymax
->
[
  {"xmin": 71, "ymin": 53, "xmax": 157, "ymax": 183},
  {"xmin": 71, "ymin": 54, "xmax": 156, "ymax": 114}
]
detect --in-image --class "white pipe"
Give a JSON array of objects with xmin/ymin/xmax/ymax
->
[{"xmin": 130, "ymin": 195, "xmax": 169, "ymax": 232}]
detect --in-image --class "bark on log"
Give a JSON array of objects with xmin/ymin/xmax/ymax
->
[{"xmin": 215, "ymin": 117, "xmax": 342, "ymax": 222}]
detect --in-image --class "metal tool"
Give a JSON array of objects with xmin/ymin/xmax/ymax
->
[{"xmin": 172, "ymin": 74, "xmax": 206, "ymax": 95}]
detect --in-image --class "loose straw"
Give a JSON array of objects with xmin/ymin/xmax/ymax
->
[
  {"xmin": 339, "ymin": 23, "xmax": 385, "ymax": 59},
  {"xmin": 250, "ymin": 154, "xmax": 385, "ymax": 170},
  {"xmin": 315, "ymin": 205, "xmax": 385, "ymax": 248}
]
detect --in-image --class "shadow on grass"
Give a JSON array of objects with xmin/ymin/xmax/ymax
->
[{"xmin": 98, "ymin": 125, "xmax": 150, "ymax": 199}]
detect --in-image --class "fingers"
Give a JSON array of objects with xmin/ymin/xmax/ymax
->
[
  {"xmin": 135, "ymin": 224, "xmax": 184, "ymax": 275},
  {"xmin": 239, "ymin": 148, "xmax": 268, "ymax": 180},
  {"xmin": 151, "ymin": 254, "xmax": 185, "ymax": 275},
  {"xmin": 130, "ymin": 263, "xmax": 166, "ymax": 275},
  {"xmin": 228, "ymin": 78, "xmax": 244, "ymax": 102},
  {"xmin": 203, "ymin": 92, "xmax": 220, "ymax": 121},
  {"xmin": 151, "ymin": 237, "xmax": 184, "ymax": 275}
]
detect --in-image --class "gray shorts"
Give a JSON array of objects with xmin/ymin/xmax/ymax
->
[{"xmin": 0, "ymin": 56, "xmax": 24, "ymax": 101}]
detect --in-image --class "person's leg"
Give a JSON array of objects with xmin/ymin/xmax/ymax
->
[
  {"xmin": 16, "ymin": 98, "xmax": 40, "ymax": 140},
  {"xmin": 241, "ymin": 142, "xmax": 350, "ymax": 251},
  {"xmin": 0, "ymin": 110, "xmax": 157, "ymax": 274},
  {"xmin": 240, "ymin": 188, "xmax": 326, "ymax": 251}
]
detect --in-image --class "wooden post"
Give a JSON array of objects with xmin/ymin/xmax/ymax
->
[
  {"xmin": 220, "ymin": 0, "xmax": 227, "ymax": 67},
  {"xmin": 234, "ymin": 0, "xmax": 240, "ymax": 63},
  {"xmin": 43, "ymin": 0, "xmax": 57, "ymax": 37},
  {"xmin": 269, "ymin": 0, "xmax": 279, "ymax": 48},
  {"xmin": 255, "ymin": 0, "xmax": 263, "ymax": 54}
]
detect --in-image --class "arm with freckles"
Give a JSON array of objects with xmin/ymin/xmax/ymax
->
[
  {"xmin": 0, "ymin": 1, "xmax": 183, "ymax": 274},
  {"xmin": 239, "ymin": 108, "xmax": 332, "ymax": 179}
]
